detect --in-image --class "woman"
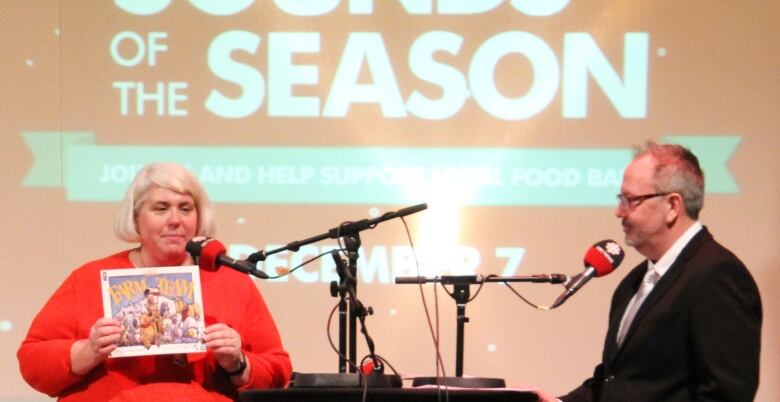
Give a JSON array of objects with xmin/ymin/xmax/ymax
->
[{"xmin": 18, "ymin": 163, "xmax": 292, "ymax": 401}]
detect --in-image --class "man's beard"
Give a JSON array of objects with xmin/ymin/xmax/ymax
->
[{"xmin": 623, "ymin": 221, "xmax": 645, "ymax": 248}]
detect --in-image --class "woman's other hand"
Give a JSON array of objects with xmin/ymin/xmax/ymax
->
[{"xmin": 70, "ymin": 317, "xmax": 123, "ymax": 375}]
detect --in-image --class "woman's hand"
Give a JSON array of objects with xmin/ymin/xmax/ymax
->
[
  {"xmin": 70, "ymin": 317, "xmax": 123, "ymax": 376},
  {"xmin": 203, "ymin": 323, "xmax": 251, "ymax": 385}
]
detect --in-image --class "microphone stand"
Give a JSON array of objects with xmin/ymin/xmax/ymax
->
[
  {"xmin": 328, "ymin": 260, "xmax": 349, "ymax": 373},
  {"xmin": 334, "ymin": 245, "xmax": 383, "ymax": 373},
  {"xmin": 283, "ymin": 205, "xmax": 426, "ymax": 389},
  {"xmin": 295, "ymin": 237, "xmax": 401, "ymax": 389},
  {"xmin": 343, "ymin": 234, "xmax": 360, "ymax": 373},
  {"xmin": 394, "ymin": 274, "xmax": 566, "ymax": 388}
]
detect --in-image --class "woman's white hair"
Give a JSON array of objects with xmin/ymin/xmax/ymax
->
[{"xmin": 114, "ymin": 163, "xmax": 216, "ymax": 242}]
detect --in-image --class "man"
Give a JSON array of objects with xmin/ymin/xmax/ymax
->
[{"xmin": 539, "ymin": 142, "xmax": 762, "ymax": 401}]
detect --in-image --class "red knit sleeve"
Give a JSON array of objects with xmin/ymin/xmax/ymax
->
[
  {"xmin": 17, "ymin": 270, "xmax": 87, "ymax": 396},
  {"xmin": 17, "ymin": 251, "xmax": 131, "ymax": 398},
  {"xmin": 230, "ymin": 274, "xmax": 292, "ymax": 390}
]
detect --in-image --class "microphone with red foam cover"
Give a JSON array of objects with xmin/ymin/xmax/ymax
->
[
  {"xmin": 192, "ymin": 237, "xmax": 225, "ymax": 271},
  {"xmin": 583, "ymin": 239, "xmax": 624, "ymax": 277},
  {"xmin": 186, "ymin": 237, "xmax": 269, "ymax": 279},
  {"xmin": 552, "ymin": 239, "xmax": 625, "ymax": 308}
]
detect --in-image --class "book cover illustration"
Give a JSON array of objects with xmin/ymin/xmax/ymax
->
[{"xmin": 100, "ymin": 265, "xmax": 207, "ymax": 357}]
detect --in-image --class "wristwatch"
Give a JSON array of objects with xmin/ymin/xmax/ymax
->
[{"xmin": 225, "ymin": 353, "xmax": 247, "ymax": 377}]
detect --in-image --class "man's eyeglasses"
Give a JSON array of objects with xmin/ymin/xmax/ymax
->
[{"xmin": 616, "ymin": 192, "xmax": 670, "ymax": 209}]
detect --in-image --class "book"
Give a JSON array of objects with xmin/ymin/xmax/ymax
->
[{"xmin": 100, "ymin": 265, "xmax": 207, "ymax": 357}]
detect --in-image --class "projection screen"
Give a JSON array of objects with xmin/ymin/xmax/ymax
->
[{"xmin": 1, "ymin": 1, "xmax": 778, "ymax": 400}]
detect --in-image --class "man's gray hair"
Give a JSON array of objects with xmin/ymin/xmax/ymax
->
[{"xmin": 635, "ymin": 141, "xmax": 705, "ymax": 219}]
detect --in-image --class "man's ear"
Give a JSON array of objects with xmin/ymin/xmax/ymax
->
[{"xmin": 665, "ymin": 192, "xmax": 685, "ymax": 224}]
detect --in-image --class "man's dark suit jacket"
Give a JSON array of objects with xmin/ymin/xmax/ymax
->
[{"xmin": 561, "ymin": 227, "xmax": 762, "ymax": 402}]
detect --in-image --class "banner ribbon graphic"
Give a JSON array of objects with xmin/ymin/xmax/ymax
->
[{"xmin": 22, "ymin": 131, "xmax": 740, "ymax": 205}]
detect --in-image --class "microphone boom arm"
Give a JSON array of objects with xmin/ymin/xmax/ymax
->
[
  {"xmin": 394, "ymin": 273, "xmax": 567, "ymax": 378},
  {"xmin": 247, "ymin": 203, "xmax": 427, "ymax": 263},
  {"xmin": 394, "ymin": 274, "xmax": 568, "ymax": 285}
]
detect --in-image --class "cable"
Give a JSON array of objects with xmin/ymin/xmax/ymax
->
[
  {"xmin": 263, "ymin": 249, "xmax": 343, "ymax": 280},
  {"xmin": 440, "ymin": 280, "xmax": 486, "ymax": 303},
  {"xmin": 400, "ymin": 217, "xmax": 449, "ymax": 402},
  {"xmin": 359, "ymin": 353, "xmax": 400, "ymax": 376},
  {"xmin": 326, "ymin": 301, "xmax": 361, "ymax": 373},
  {"xmin": 325, "ymin": 301, "xmax": 370, "ymax": 402},
  {"xmin": 488, "ymin": 274, "xmax": 554, "ymax": 310}
]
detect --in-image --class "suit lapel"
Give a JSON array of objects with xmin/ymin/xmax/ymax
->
[
  {"xmin": 606, "ymin": 228, "xmax": 713, "ymax": 366},
  {"xmin": 604, "ymin": 265, "xmax": 644, "ymax": 363}
]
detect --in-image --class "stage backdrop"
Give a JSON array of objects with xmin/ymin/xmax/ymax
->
[{"xmin": 1, "ymin": 1, "xmax": 778, "ymax": 400}]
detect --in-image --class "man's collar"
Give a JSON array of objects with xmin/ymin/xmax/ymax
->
[{"xmin": 649, "ymin": 221, "xmax": 703, "ymax": 277}]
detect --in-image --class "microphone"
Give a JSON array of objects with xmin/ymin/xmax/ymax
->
[
  {"xmin": 552, "ymin": 239, "xmax": 624, "ymax": 308},
  {"xmin": 186, "ymin": 237, "xmax": 270, "ymax": 279}
]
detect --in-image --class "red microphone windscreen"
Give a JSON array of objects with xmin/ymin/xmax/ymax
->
[
  {"xmin": 199, "ymin": 239, "xmax": 226, "ymax": 271},
  {"xmin": 583, "ymin": 240, "xmax": 625, "ymax": 277}
]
